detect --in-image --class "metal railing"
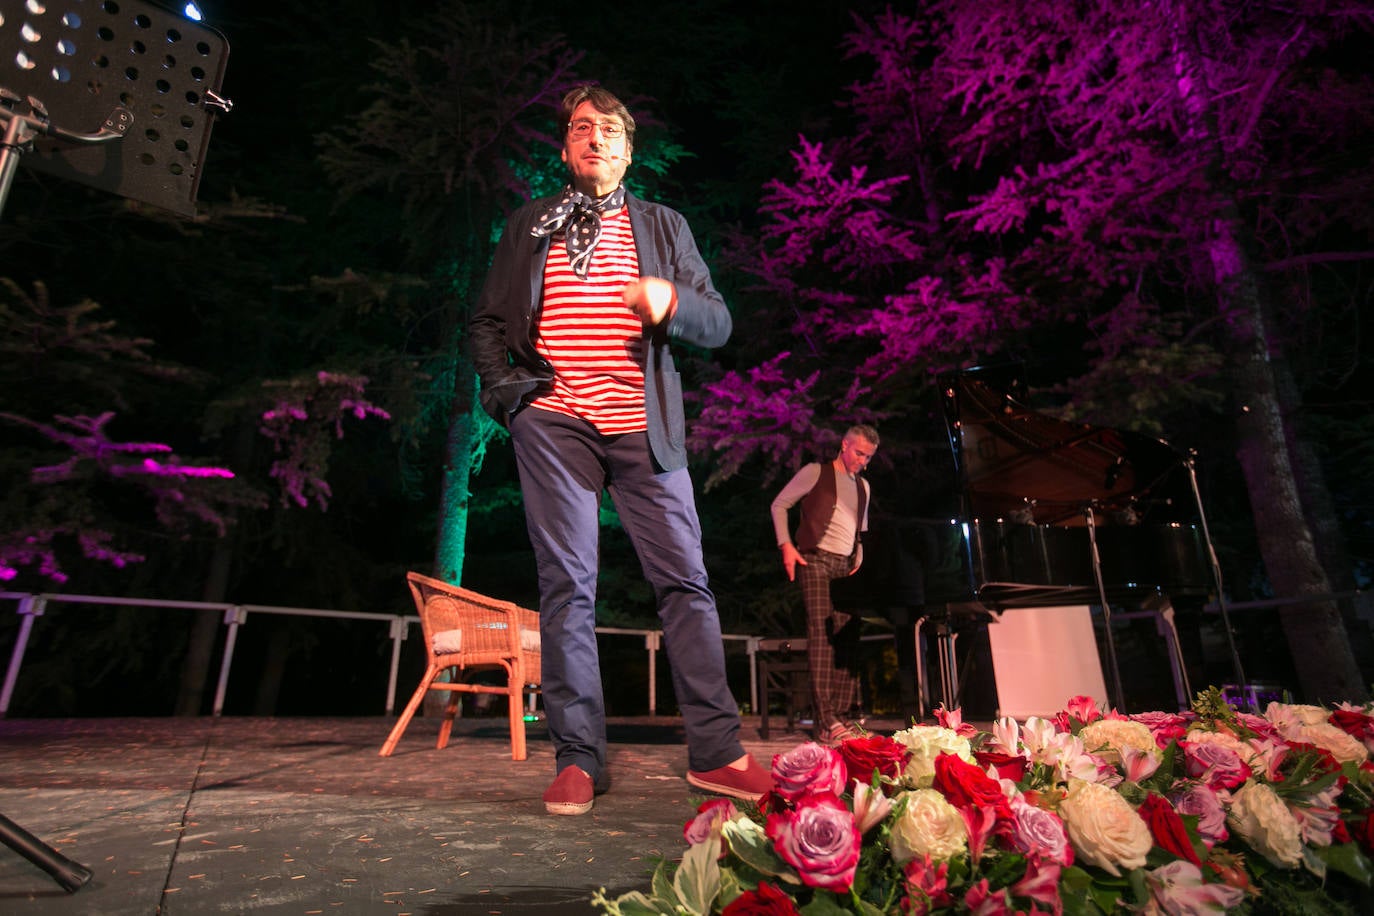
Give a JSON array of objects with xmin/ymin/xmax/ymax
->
[{"xmin": 0, "ymin": 590, "xmax": 773, "ymax": 719}]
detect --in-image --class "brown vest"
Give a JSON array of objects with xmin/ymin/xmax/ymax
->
[{"xmin": 795, "ymin": 462, "xmax": 868, "ymax": 556}]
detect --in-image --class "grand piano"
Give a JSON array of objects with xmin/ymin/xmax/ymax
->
[{"xmin": 834, "ymin": 368, "xmax": 1233, "ymax": 715}]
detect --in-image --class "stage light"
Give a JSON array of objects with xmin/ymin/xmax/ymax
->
[{"xmin": 183, "ymin": 3, "xmax": 203, "ymax": 21}]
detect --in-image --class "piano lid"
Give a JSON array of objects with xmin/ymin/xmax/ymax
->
[{"xmin": 943, "ymin": 370, "xmax": 1192, "ymax": 528}]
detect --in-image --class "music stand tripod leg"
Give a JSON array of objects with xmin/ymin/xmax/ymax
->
[{"xmin": 0, "ymin": 812, "xmax": 93, "ymax": 893}]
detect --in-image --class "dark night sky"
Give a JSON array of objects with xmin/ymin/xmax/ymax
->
[{"xmin": 186, "ymin": 0, "xmax": 886, "ymax": 217}]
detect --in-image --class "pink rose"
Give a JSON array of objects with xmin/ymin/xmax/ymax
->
[
  {"xmin": 1168, "ymin": 783, "xmax": 1229, "ymax": 847},
  {"xmin": 1180, "ymin": 740, "xmax": 1250, "ymax": 790},
  {"xmin": 1131, "ymin": 710, "xmax": 1190, "ymax": 748},
  {"xmin": 1236, "ymin": 711, "xmax": 1281, "ymax": 740},
  {"xmin": 771, "ymin": 742, "xmax": 847, "ymax": 803},
  {"xmin": 683, "ymin": 797, "xmax": 737, "ymax": 849},
  {"xmin": 1008, "ymin": 795, "xmax": 1073, "ymax": 866},
  {"xmin": 765, "ymin": 792, "xmax": 861, "ymax": 891}
]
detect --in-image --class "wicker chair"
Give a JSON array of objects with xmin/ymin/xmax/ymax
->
[{"xmin": 380, "ymin": 572, "xmax": 542, "ymax": 761}]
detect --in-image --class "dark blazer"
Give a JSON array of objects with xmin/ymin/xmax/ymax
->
[{"xmin": 468, "ymin": 191, "xmax": 732, "ymax": 472}]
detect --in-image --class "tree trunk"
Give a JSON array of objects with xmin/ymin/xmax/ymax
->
[
  {"xmin": 173, "ymin": 540, "xmax": 233, "ymax": 716},
  {"xmin": 1164, "ymin": 0, "xmax": 1367, "ymax": 703},
  {"xmin": 174, "ymin": 416, "xmax": 256, "ymax": 716},
  {"xmin": 1216, "ymin": 223, "xmax": 1365, "ymax": 703},
  {"xmin": 432, "ymin": 357, "xmax": 478, "ymax": 585},
  {"xmin": 252, "ymin": 624, "xmax": 291, "ymax": 716},
  {"xmin": 1278, "ymin": 358, "xmax": 1374, "ymax": 680}
]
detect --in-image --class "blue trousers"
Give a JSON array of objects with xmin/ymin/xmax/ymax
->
[{"xmin": 509, "ymin": 407, "xmax": 744, "ymax": 784}]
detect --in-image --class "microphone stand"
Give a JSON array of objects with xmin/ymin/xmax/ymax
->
[
  {"xmin": 0, "ymin": 813, "xmax": 92, "ymax": 893},
  {"xmin": 0, "ymin": 92, "xmax": 131, "ymax": 221},
  {"xmin": 0, "ymin": 91, "xmax": 117, "ymax": 898},
  {"xmin": 1083, "ymin": 502, "xmax": 1127, "ymax": 712},
  {"xmin": 1185, "ymin": 450, "xmax": 1250, "ymax": 707}
]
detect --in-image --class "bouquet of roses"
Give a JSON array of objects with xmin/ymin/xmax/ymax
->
[{"xmin": 592, "ymin": 688, "xmax": 1374, "ymax": 915}]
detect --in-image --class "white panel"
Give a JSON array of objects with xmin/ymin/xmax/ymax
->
[{"xmin": 986, "ymin": 605, "xmax": 1108, "ymax": 719}]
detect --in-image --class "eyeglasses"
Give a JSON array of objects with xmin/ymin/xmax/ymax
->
[{"xmin": 567, "ymin": 119, "xmax": 625, "ymax": 140}]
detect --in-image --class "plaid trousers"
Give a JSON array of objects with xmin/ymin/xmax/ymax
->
[{"xmin": 799, "ymin": 549, "xmax": 861, "ymax": 729}]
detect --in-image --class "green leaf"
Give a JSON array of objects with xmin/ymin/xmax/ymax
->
[
  {"xmin": 674, "ymin": 834, "xmax": 723, "ymax": 915},
  {"xmin": 722, "ymin": 818, "xmax": 802, "ymax": 884},
  {"xmin": 651, "ymin": 861, "xmax": 677, "ymax": 903},
  {"xmin": 798, "ymin": 890, "xmax": 852, "ymax": 915},
  {"xmin": 1059, "ymin": 866, "xmax": 1115, "ymax": 916},
  {"xmin": 1314, "ymin": 841, "xmax": 1374, "ymax": 887},
  {"xmin": 588, "ymin": 887, "xmax": 672, "ymax": 916},
  {"xmin": 1058, "ymin": 870, "xmax": 1097, "ymax": 916}
]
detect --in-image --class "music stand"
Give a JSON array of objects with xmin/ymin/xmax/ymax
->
[
  {"xmin": 0, "ymin": 0, "xmax": 231, "ymax": 892},
  {"xmin": 0, "ymin": 0, "xmax": 231, "ymax": 217}
]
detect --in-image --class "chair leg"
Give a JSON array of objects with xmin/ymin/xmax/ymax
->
[
  {"xmin": 507, "ymin": 688, "xmax": 527, "ymax": 761},
  {"xmin": 436, "ymin": 689, "xmax": 461, "ymax": 750},
  {"xmin": 380, "ymin": 663, "xmax": 441, "ymax": 756}
]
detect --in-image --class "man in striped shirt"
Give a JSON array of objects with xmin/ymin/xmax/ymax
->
[{"xmin": 469, "ymin": 83, "xmax": 772, "ymax": 816}]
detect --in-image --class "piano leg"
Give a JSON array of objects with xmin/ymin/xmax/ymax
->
[
  {"xmin": 1115, "ymin": 595, "xmax": 1193, "ymax": 711},
  {"xmin": 914, "ymin": 614, "xmax": 961, "ymax": 720},
  {"xmin": 1146, "ymin": 595, "xmax": 1192, "ymax": 709},
  {"xmin": 913, "ymin": 616, "xmax": 929, "ymax": 721},
  {"xmin": 935, "ymin": 604, "xmax": 983, "ymax": 715}
]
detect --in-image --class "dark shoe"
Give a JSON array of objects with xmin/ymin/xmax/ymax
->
[
  {"xmin": 686, "ymin": 755, "xmax": 773, "ymax": 802},
  {"xmin": 543, "ymin": 766, "xmax": 594, "ymax": 816}
]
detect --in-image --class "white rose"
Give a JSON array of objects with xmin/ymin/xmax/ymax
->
[
  {"xmin": 1266, "ymin": 702, "xmax": 1329, "ymax": 727},
  {"xmin": 1293, "ymin": 722, "xmax": 1368, "ymax": 765},
  {"xmin": 891, "ymin": 725, "xmax": 973, "ymax": 788},
  {"xmin": 1227, "ymin": 780, "xmax": 1303, "ymax": 868},
  {"xmin": 1079, "ymin": 719, "xmax": 1158, "ymax": 766},
  {"xmin": 1058, "ymin": 779, "xmax": 1153, "ymax": 876},
  {"xmin": 888, "ymin": 789, "xmax": 969, "ymax": 865}
]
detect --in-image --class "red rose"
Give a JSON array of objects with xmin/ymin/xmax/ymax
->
[
  {"xmin": 1352, "ymin": 808, "xmax": 1374, "ymax": 856},
  {"xmin": 837, "ymin": 734, "xmax": 909, "ymax": 788},
  {"xmin": 973, "ymin": 749, "xmax": 1027, "ymax": 783},
  {"xmin": 932, "ymin": 753, "xmax": 1013, "ymax": 820},
  {"xmin": 722, "ymin": 881, "xmax": 802, "ymax": 916},
  {"xmin": 1138, "ymin": 793, "xmax": 1201, "ymax": 865},
  {"xmin": 1331, "ymin": 708, "xmax": 1374, "ymax": 753}
]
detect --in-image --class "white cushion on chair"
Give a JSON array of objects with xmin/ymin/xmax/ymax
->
[
  {"xmin": 432, "ymin": 629, "xmax": 464, "ymax": 654},
  {"xmin": 431, "ymin": 625, "xmax": 541, "ymax": 656}
]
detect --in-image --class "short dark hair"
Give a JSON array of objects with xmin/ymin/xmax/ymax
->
[{"xmin": 559, "ymin": 83, "xmax": 636, "ymax": 152}]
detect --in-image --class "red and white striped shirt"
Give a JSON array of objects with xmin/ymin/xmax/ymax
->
[{"xmin": 530, "ymin": 208, "xmax": 647, "ymax": 435}]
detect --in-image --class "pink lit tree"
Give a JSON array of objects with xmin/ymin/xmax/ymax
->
[
  {"xmin": 692, "ymin": 2, "xmax": 1374, "ymax": 702},
  {"xmin": 0, "ymin": 280, "xmax": 391, "ymax": 587}
]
